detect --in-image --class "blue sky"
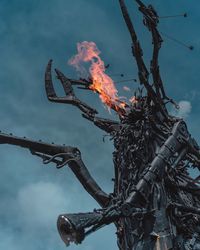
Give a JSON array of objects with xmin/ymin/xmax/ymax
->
[{"xmin": 0, "ymin": 0, "xmax": 200, "ymax": 250}]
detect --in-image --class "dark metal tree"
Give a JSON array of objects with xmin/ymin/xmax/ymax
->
[{"xmin": 1, "ymin": 0, "xmax": 200, "ymax": 249}]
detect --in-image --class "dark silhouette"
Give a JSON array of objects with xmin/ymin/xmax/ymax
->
[{"xmin": 0, "ymin": 1, "xmax": 200, "ymax": 249}]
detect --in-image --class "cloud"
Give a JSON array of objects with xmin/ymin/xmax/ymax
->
[
  {"xmin": 17, "ymin": 181, "xmax": 69, "ymax": 228},
  {"xmin": 0, "ymin": 181, "xmax": 70, "ymax": 250},
  {"xmin": 171, "ymin": 100, "xmax": 192, "ymax": 118},
  {"xmin": 0, "ymin": 179, "xmax": 116, "ymax": 250}
]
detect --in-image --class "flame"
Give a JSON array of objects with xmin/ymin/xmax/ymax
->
[
  {"xmin": 129, "ymin": 96, "xmax": 138, "ymax": 104},
  {"xmin": 69, "ymin": 41, "xmax": 126, "ymax": 111}
]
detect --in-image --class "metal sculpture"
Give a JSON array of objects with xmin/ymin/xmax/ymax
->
[{"xmin": 1, "ymin": 0, "xmax": 200, "ymax": 249}]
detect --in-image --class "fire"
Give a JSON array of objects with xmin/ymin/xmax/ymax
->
[
  {"xmin": 129, "ymin": 96, "xmax": 138, "ymax": 104},
  {"xmin": 68, "ymin": 41, "xmax": 126, "ymax": 111}
]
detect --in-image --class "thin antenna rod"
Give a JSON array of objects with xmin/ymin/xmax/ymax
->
[
  {"xmin": 115, "ymin": 78, "xmax": 137, "ymax": 83},
  {"xmin": 109, "ymin": 73, "xmax": 124, "ymax": 77},
  {"xmin": 160, "ymin": 31, "xmax": 194, "ymax": 50},
  {"xmin": 159, "ymin": 13, "xmax": 187, "ymax": 19}
]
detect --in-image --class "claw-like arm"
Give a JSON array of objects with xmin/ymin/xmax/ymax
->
[
  {"xmin": 45, "ymin": 60, "xmax": 120, "ymax": 134},
  {"xmin": 45, "ymin": 60, "xmax": 97, "ymax": 115},
  {"xmin": 0, "ymin": 132, "xmax": 110, "ymax": 207}
]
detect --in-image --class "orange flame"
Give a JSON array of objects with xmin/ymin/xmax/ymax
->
[
  {"xmin": 129, "ymin": 96, "xmax": 138, "ymax": 104},
  {"xmin": 69, "ymin": 41, "xmax": 126, "ymax": 111}
]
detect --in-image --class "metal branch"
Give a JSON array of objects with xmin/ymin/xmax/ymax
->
[
  {"xmin": 118, "ymin": 0, "xmax": 168, "ymax": 119},
  {"xmin": 134, "ymin": 1, "xmax": 180, "ymax": 111},
  {"xmin": 0, "ymin": 132, "xmax": 110, "ymax": 207},
  {"xmin": 82, "ymin": 114, "xmax": 120, "ymax": 134},
  {"xmin": 45, "ymin": 60, "xmax": 121, "ymax": 133},
  {"xmin": 118, "ymin": 0, "xmax": 150, "ymax": 88},
  {"xmin": 143, "ymin": 7, "xmax": 164, "ymax": 97},
  {"xmin": 45, "ymin": 60, "xmax": 97, "ymax": 115}
]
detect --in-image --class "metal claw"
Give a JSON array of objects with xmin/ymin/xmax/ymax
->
[
  {"xmin": 45, "ymin": 60, "xmax": 98, "ymax": 115},
  {"xmin": 45, "ymin": 60, "xmax": 75, "ymax": 103},
  {"xmin": 45, "ymin": 59, "xmax": 57, "ymax": 99},
  {"xmin": 55, "ymin": 68, "xmax": 75, "ymax": 97}
]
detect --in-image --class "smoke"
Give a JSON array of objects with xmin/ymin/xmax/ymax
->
[{"xmin": 68, "ymin": 41, "xmax": 100, "ymax": 78}]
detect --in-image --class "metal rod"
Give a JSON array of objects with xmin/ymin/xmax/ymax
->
[
  {"xmin": 159, "ymin": 13, "xmax": 187, "ymax": 19},
  {"xmin": 109, "ymin": 73, "xmax": 124, "ymax": 77},
  {"xmin": 160, "ymin": 31, "xmax": 194, "ymax": 50},
  {"xmin": 115, "ymin": 78, "xmax": 137, "ymax": 83}
]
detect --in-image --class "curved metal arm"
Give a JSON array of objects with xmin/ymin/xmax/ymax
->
[
  {"xmin": 45, "ymin": 60, "xmax": 97, "ymax": 115},
  {"xmin": 0, "ymin": 132, "xmax": 110, "ymax": 207},
  {"xmin": 45, "ymin": 60, "xmax": 120, "ymax": 134}
]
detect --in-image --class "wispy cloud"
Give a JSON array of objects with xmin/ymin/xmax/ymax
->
[
  {"xmin": 171, "ymin": 100, "xmax": 192, "ymax": 118},
  {"xmin": 0, "ymin": 181, "xmax": 114, "ymax": 250}
]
